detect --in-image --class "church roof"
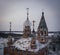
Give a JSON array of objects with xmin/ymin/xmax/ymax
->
[
  {"xmin": 12, "ymin": 37, "xmax": 50, "ymax": 52},
  {"xmin": 38, "ymin": 12, "xmax": 48, "ymax": 30}
]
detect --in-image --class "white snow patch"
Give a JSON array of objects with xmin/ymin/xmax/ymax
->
[
  {"xmin": 0, "ymin": 38, "xmax": 8, "ymax": 47},
  {"xmin": 13, "ymin": 37, "xmax": 50, "ymax": 52}
]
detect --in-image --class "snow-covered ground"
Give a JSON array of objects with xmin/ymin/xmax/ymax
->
[
  {"xmin": 0, "ymin": 38, "xmax": 8, "ymax": 47},
  {"xmin": 0, "ymin": 38, "xmax": 8, "ymax": 55},
  {"xmin": 0, "ymin": 38, "xmax": 8, "ymax": 44},
  {"xmin": 48, "ymin": 50, "xmax": 60, "ymax": 55},
  {"xmin": 0, "ymin": 38, "xmax": 4, "ymax": 55}
]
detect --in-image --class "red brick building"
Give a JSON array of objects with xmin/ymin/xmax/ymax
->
[{"xmin": 4, "ymin": 8, "xmax": 49, "ymax": 55}]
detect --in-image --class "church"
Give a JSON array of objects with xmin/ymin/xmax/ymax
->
[{"xmin": 4, "ymin": 8, "xmax": 50, "ymax": 55}]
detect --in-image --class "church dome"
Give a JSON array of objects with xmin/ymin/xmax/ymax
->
[
  {"xmin": 23, "ymin": 8, "xmax": 31, "ymax": 27},
  {"xmin": 24, "ymin": 19, "xmax": 31, "ymax": 27}
]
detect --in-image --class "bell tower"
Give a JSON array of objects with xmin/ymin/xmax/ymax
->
[
  {"xmin": 23, "ymin": 8, "xmax": 31, "ymax": 38},
  {"xmin": 37, "ymin": 12, "xmax": 48, "ymax": 44}
]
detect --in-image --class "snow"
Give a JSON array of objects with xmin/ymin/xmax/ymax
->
[
  {"xmin": 13, "ymin": 37, "xmax": 50, "ymax": 52},
  {"xmin": 0, "ymin": 38, "xmax": 8, "ymax": 47},
  {"xmin": 48, "ymin": 50, "xmax": 60, "ymax": 55},
  {"xmin": 0, "ymin": 38, "xmax": 8, "ymax": 44},
  {"xmin": 13, "ymin": 37, "xmax": 32, "ymax": 50}
]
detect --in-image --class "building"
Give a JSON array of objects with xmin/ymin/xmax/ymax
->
[{"xmin": 4, "ymin": 8, "xmax": 50, "ymax": 55}]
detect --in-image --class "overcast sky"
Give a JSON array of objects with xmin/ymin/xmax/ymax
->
[{"xmin": 0, "ymin": 0, "xmax": 60, "ymax": 31}]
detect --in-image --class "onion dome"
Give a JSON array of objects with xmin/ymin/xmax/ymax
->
[
  {"xmin": 24, "ymin": 8, "xmax": 31, "ymax": 27},
  {"xmin": 24, "ymin": 18, "xmax": 31, "ymax": 27}
]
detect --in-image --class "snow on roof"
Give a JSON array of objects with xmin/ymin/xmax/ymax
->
[
  {"xmin": 13, "ymin": 37, "xmax": 50, "ymax": 52},
  {"xmin": 13, "ymin": 37, "xmax": 31, "ymax": 50}
]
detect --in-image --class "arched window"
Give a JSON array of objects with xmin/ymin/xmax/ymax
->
[
  {"xmin": 40, "ymin": 31, "xmax": 43, "ymax": 35},
  {"xmin": 45, "ymin": 31, "xmax": 46, "ymax": 35}
]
